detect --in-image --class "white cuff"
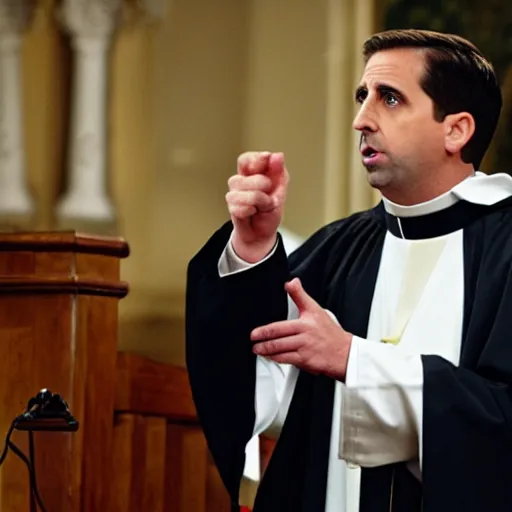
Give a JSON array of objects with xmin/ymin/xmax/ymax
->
[
  {"xmin": 340, "ymin": 337, "xmax": 423, "ymax": 469},
  {"xmin": 217, "ymin": 232, "xmax": 279, "ymax": 277}
]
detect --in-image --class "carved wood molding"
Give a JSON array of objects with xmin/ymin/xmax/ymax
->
[
  {"xmin": 0, "ymin": 231, "xmax": 130, "ymax": 258},
  {"xmin": 0, "ymin": 276, "xmax": 129, "ymax": 297}
]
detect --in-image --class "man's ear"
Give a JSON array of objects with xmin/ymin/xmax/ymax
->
[{"xmin": 444, "ymin": 112, "xmax": 475, "ymax": 155}]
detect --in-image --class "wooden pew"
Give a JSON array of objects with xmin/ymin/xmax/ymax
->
[{"xmin": 111, "ymin": 352, "xmax": 234, "ymax": 512}]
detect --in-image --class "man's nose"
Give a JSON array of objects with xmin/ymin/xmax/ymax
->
[{"xmin": 352, "ymin": 104, "xmax": 377, "ymax": 132}]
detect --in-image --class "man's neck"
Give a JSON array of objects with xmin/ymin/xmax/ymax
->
[
  {"xmin": 381, "ymin": 168, "xmax": 475, "ymax": 207},
  {"xmin": 382, "ymin": 185, "xmax": 460, "ymax": 219}
]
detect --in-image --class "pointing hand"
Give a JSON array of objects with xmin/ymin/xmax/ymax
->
[{"xmin": 251, "ymin": 278, "xmax": 353, "ymax": 381}]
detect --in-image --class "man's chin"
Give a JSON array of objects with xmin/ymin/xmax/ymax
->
[{"xmin": 365, "ymin": 167, "xmax": 391, "ymax": 189}]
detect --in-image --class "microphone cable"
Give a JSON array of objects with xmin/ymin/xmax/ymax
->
[{"xmin": 0, "ymin": 414, "xmax": 47, "ymax": 511}]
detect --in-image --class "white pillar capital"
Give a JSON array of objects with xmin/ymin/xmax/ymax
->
[{"xmin": 58, "ymin": 0, "xmax": 121, "ymax": 39}]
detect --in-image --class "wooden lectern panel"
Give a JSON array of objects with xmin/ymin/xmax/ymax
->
[{"xmin": 0, "ymin": 232, "xmax": 128, "ymax": 512}]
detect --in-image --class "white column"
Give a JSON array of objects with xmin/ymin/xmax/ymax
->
[
  {"xmin": 0, "ymin": 1, "xmax": 36, "ymax": 224},
  {"xmin": 56, "ymin": 0, "xmax": 122, "ymax": 226}
]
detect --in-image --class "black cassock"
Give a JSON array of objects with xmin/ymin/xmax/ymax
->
[{"xmin": 186, "ymin": 197, "xmax": 512, "ymax": 512}]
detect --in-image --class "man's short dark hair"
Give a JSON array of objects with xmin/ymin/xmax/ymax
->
[{"xmin": 363, "ymin": 29, "xmax": 502, "ymax": 170}]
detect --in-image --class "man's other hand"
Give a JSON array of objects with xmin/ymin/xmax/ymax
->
[{"xmin": 251, "ymin": 278, "xmax": 353, "ymax": 381}]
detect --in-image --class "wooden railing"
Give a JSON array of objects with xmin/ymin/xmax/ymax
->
[{"xmin": 110, "ymin": 352, "xmax": 234, "ymax": 511}]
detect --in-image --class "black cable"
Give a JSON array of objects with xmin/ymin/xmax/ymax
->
[
  {"xmin": 29, "ymin": 431, "xmax": 38, "ymax": 512},
  {"xmin": 0, "ymin": 416, "xmax": 22, "ymax": 466},
  {"xmin": 8, "ymin": 439, "xmax": 47, "ymax": 512}
]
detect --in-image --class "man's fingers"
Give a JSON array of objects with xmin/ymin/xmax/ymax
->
[
  {"xmin": 251, "ymin": 319, "xmax": 303, "ymax": 342},
  {"xmin": 228, "ymin": 174, "xmax": 273, "ymax": 193},
  {"xmin": 226, "ymin": 190, "xmax": 275, "ymax": 213},
  {"xmin": 252, "ymin": 335, "xmax": 303, "ymax": 356},
  {"xmin": 285, "ymin": 278, "xmax": 319, "ymax": 313},
  {"xmin": 267, "ymin": 153, "xmax": 288, "ymax": 185},
  {"xmin": 235, "ymin": 152, "xmax": 290, "ymax": 209},
  {"xmin": 267, "ymin": 152, "xmax": 285, "ymax": 175},
  {"xmin": 228, "ymin": 204, "xmax": 257, "ymax": 219},
  {"xmin": 266, "ymin": 152, "xmax": 289, "ymax": 205},
  {"xmin": 272, "ymin": 168, "xmax": 290, "ymax": 205},
  {"xmin": 237, "ymin": 151, "xmax": 271, "ymax": 176}
]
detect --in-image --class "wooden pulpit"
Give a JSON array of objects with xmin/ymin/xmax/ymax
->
[{"xmin": 0, "ymin": 232, "xmax": 129, "ymax": 512}]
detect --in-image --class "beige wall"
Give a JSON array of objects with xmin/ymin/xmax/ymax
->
[
  {"xmin": 21, "ymin": 0, "xmax": 376, "ymax": 366},
  {"xmin": 243, "ymin": 0, "xmax": 328, "ymax": 237},
  {"xmin": 113, "ymin": 0, "xmax": 250, "ymax": 364}
]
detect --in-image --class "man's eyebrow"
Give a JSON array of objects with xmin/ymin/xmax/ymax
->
[
  {"xmin": 355, "ymin": 83, "xmax": 409, "ymax": 103},
  {"xmin": 377, "ymin": 84, "xmax": 407, "ymax": 101}
]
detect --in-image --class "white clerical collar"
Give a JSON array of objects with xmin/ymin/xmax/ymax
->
[{"xmin": 382, "ymin": 172, "xmax": 512, "ymax": 218}]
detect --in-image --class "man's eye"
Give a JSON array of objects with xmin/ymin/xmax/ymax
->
[
  {"xmin": 356, "ymin": 91, "xmax": 367, "ymax": 104},
  {"xmin": 385, "ymin": 94, "xmax": 399, "ymax": 106}
]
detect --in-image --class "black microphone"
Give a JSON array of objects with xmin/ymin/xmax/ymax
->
[
  {"xmin": 16, "ymin": 388, "xmax": 79, "ymax": 432},
  {"xmin": 0, "ymin": 388, "xmax": 80, "ymax": 512}
]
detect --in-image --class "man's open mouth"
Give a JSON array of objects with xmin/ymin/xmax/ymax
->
[{"xmin": 361, "ymin": 145, "xmax": 379, "ymax": 158}]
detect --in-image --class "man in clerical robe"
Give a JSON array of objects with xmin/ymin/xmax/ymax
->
[{"xmin": 186, "ymin": 29, "xmax": 512, "ymax": 512}]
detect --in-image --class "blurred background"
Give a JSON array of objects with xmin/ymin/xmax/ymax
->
[{"xmin": 7, "ymin": 0, "xmax": 512, "ymax": 367}]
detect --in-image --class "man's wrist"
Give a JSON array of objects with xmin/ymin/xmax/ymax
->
[
  {"xmin": 326, "ymin": 331, "xmax": 353, "ymax": 382},
  {"xmin": 231, "ymin": 232, "xmax": 278, "ymax": 264},
  {"xmin": 339, "ymin": 332, "xmax": 353, "ymax": 382}
]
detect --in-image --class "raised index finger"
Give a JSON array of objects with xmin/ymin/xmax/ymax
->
[{"xmin": 237, "ymin": 151, "xmax": 271, "ymax": 176}]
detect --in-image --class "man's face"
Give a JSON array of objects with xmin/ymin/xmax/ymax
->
[{"xmin": 353, "ymin": 48, "xmax": 446, "ymax": 200}]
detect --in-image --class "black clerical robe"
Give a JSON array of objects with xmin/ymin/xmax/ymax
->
[{"xmin": 186, "ymin": 197, "xmax": 512, "ymax": 512}]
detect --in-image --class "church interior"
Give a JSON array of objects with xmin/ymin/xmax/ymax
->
[{"xmin": 0, "ymin": 0, "xmax": 510, "ymax": 510}]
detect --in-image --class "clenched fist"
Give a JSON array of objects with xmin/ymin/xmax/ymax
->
[{"xmin": 226, "ymin": 151, "xmax": 289, "ymax": 263}]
